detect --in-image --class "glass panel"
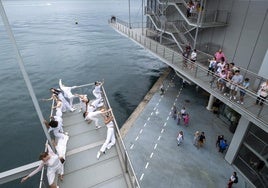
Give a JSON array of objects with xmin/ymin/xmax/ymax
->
[
  {"xmin": 248, "ymin": 124, "xmax": 268, "ymax": 144},
  {"xmin": 233, "ymin": 145, "xmax": 267, "ymax": 188},
  {"xmin": 244, "ymin": 132, "xmax": 266, "ymax": 154}
]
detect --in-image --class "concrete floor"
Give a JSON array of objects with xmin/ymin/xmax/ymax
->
[{"xmin": 123, "ymin": 70, "xmax": 247, "ymax": 188}]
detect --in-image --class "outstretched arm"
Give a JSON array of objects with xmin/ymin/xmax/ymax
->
[{"xmin": 21, "ymin": 162, "xmax": 44, "ymax": 183}]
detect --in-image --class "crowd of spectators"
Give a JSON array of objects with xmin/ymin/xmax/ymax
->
[{"xmin": 182, "ymin": 46, "xmax": 267, "ymax": 106}]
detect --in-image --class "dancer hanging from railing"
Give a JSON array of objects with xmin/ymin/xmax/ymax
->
[
  {"xmin": 21, "ymin": 144, "xmax": 64, "ymax": 188},
  {"xmin": 43, "ymin": 88, "xmax": 76, "ymax": 112},
  {"xmin": 59, "ymin": 79, "xmax": 77, "ymax": 109},
  {"xmin": 97, "ymin": 112, "xmax": 116, "ymax": 159}
]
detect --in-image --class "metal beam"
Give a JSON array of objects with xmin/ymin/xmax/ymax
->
[{"xmin": 0, "ymin": 161, "xmax": 41, "ymax": 184}]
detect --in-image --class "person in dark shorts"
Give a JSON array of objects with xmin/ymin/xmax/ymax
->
[{"xmin": 197, "ymin": 132, "xmax": 206, "ymax": 149}]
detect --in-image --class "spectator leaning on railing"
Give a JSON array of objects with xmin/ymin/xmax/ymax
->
[{"xmin": 256, "ymin": 80, "xmax": 268, "ymax": 106}]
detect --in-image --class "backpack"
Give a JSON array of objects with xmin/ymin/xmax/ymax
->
[{"xmin": 234, "ymin": 176, "xmax": 238, "ymax": 183}]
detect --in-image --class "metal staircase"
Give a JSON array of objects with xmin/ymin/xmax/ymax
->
[{"xmin": 145, "ymin": 0, "xmax": 229, "ymax": 50}]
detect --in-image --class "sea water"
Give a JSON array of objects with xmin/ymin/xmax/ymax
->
[{"xmin": 0, "ymin": 0, "xmax": 166, "ymax": 187}]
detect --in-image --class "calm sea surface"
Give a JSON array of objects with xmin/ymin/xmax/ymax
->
[{"xmin": 0, "ymin": 0, "xmax": 166, "ymax": 187}]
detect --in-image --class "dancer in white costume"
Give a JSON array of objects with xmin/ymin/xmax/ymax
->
[
  {"xmin": 44, "ymin": 120, "xmax": 65, "ymax": 140},
  {"xmin": 54, "ymin": 99, "xmax": 63, "ymax": 117},
  {"xmin": 55, "ymin": 133, "xmax": 69, "ymax": 161},
  {"xmin": 21, "ymin": 144, "xmax": 64, "ymax": 188},
  {"xmin": 44, "ymin": 119, "xmax": 69, "ymax": 161},
  {"xmin": 93, "ymin": 81, "xmax": 104, "ymax": 99},
  {"xmin": 59, "ymin": 79, "xmax": 77, "ymax": 107},
  {"xmin": 75, "ymin": 94, "xmax": 89, "ymax": 113},
  {"xmin": 83, "ymin": 108, "xmax": 111, "ymax": 129},
  {"xmin": 97, "ymin": 114, "xmax": 116, "ymax": 159},
  {"xmin": 44, "ymin": 88, "xmax": 75, "ymax": 112},
  {"xmin": 91, "ymin": 97, "xmax": 104, "ymax": 109}
]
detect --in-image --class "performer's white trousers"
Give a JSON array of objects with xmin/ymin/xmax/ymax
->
[{"xmin": 100, "ymin": 127, "xmax": 115, "ymax": 152}]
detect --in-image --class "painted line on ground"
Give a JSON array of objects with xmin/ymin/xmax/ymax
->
[
  {"xmin": 140, "ymin": 173, "xmax": 144, "ymax": 181},
  {"xmin": 145, "ymin": 162, "xmax": 149, "ymax": 169}
]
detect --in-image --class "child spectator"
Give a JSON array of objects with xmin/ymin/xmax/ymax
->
[
  {"xmin": 237, "ymin": 78, "xmax": 250, "ymax": 104},
  {"xmin": 216, "ymin": 70, "xmax": 226, "ymax": 91},
  {"xmin": 207, "ymin": 57, "xmax": 217, "ymax": 76},
  {"xmin": 183, "ymin": 113, "xmax": 190, "ymax": 126},
  {"xmin": 193, "ymin": 131, "xmax": 200, "ymax": 147},
  {"xmin": 177, "ymin": 131, "xmax": 184, "ymax": 146}
]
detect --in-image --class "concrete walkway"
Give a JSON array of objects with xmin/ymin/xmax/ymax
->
[{"xmin": 123, "ymin": 70, "xmax": 246, "ymax": 188}]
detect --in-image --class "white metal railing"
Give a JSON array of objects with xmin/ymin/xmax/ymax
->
[{"xmin": 109, "ymin": 21, "xmax": 268, "ymax": 130}]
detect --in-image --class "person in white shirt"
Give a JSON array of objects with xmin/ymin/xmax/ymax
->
[
  {"xmin": 93, "ymin": 80, "xmax": 104, "ymax": 99},
  {"xmin": 43, "ymin": 88, "xmax": 75, "ymax": 112},
  {"xmin": 83, "ymin": 108, "xmax": 111, "ymax": 129},
  {"xmin": 21, "ymin": 144, "xmax": 64, "ymax": 188},
  {"xmin": 59, "ymin": 79, "xmax": 77, "ymax": 108},
  {"xmin": 177, "ymin": 131, "xmax": 184, "ymax": 146},
  {"xmin": 97, "ymin": 114, "xmax": 116, "ymax": 159},
  {"xmin": 75, "ymin": 94, "xmax": 89, "ymax": 113},
  {"xmin": 189, "ymin": 49, "xmax": 197, "ymax": 70},
  {"xmin": 229, "ymin": 70, "xmax": 243, "ymax": 100}
]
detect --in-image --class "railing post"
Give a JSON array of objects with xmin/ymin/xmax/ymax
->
[
  {"xmin": 125, "ymin": 151, "xmax": 128, "ymax": 173},
  {"xmin": 144, "ymin": 36, "xmax": 146, "ymax": 46},
  {"xmin": 163, "ymin": 47, "xmax": 165, "ymax": 58},
  {"xmin": 150, "ymin": 39, "xmax": 151, "ymax": 50},
  {"xmin": 257, "ymin": 103, "xmax": 264, "ymax": 117},
  {"xmin": 156, "ymin": 43, "xmax": 158, "ymax": 53},
  {"xmin": 171, "ymin": 52, "xmax": 174, "ymax": 64},
  {"xmin": 194, "ymin": 65, "xmax": 198, "ymax": 77},
  {"xmin": 214, "ymin": 10, "xmax": 218, "ymax": 22}
]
